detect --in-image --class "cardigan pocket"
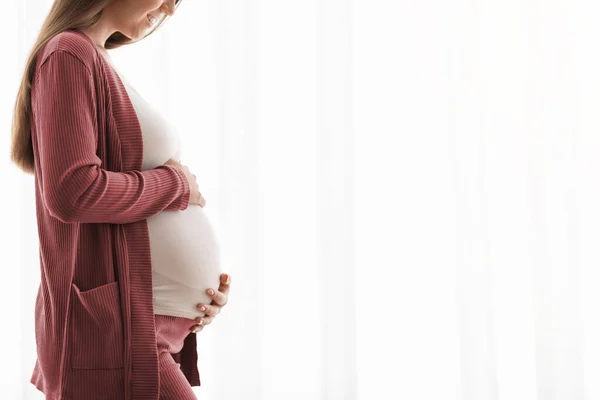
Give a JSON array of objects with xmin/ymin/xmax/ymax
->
[{"xmin": 69, "ymin": 281, "xmax": 124, "ymax": 369}]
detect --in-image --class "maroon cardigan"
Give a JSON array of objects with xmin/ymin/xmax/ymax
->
[{"xmin": 28, "ymin": 29, "xmax": 200, "ymax": 400}]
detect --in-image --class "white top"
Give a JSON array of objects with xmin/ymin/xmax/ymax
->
[{"xmin": 113, "ymin": 65, "xmax": 222, "ymax": 320}]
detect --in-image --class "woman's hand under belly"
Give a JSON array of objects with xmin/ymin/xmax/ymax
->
[{"xmin": 148, "ymin": 205, "xmax": 222, "ymax": 319}]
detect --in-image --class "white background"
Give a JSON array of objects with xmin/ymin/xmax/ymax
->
[{"xmin": 3, "ymin": 0, "xmax": 600, "ymax": 399}]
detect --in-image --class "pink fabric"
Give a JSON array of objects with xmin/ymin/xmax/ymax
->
[
  {"xmin": 28, "ymin": 29, "xmax": 200, "ymax": 399},
  {"xmin": 155, "ymin": 315, "xmax": 199, "ymax": 400}
]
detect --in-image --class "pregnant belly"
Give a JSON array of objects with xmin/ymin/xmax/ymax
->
[{"xmin": 148, "ymin": 205, "xmax": 222, "ymax": 319}]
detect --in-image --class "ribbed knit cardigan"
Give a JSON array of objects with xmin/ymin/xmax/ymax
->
[{"xmin": 28, "ymin": 29, "xmax": 200, "ymax": 400}]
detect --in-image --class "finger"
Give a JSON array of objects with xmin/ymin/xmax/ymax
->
[
  {"xmin": 192, "ymin": 311, "xmax": 216, "ymax": 325},
  {"xmin": 206, "ymin": 288, "xmax": 227, "ymax": 307},
  {"xmin": 221, "ymin": 273, "xmax": 232, "ymax": 285},
  {"xmin": 191, "ymin": 315, "xmax": 213, "ymax": 328},
  {"xmin": 189, "ymin": 324, "xmax": 203, "ymax": 333},
  {"xmin": 202, "ymin": 315, "xmax": 215, "ymax": 326},
  {"xmin": 217, "ymin": 274, "xmax": 231, "ymax": 296},
  {"xmin": 196, "ymin": 303, "xmax": 220, "ymax": 317}
]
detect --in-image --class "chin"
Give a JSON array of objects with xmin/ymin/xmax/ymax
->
[
  {"xmin": 124, "ymin": 29, "xmax": 146, "ymax": 42},
  {"xmin": 123, "ymin": 24, "xmax": 151, "ymax": 41}
]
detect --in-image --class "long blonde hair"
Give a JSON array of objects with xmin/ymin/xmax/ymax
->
[{"xmin": 10, "ymin": 0, "xmax": 178, "ymax": 174}]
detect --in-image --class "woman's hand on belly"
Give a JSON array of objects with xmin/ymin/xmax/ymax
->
[
  {"xmin": 189, "ymin": 273, "xmax": 231, "ymax": 333},
  {"xmin": 163, "ymin": 158, "xmax": 206, "ymax": 207}
]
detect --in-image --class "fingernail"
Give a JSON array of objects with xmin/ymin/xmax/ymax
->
[
  {"xmin": 199, "ymin": 319, "xmax": 204, "ymax": 325},
  {"xmin": 200, "ymin": 306, "xmax": 206, "ymax": 311},
  {"xmin": 197, "ymin": 304, "xmax": 203, "ymax": 310},
  {"xmin": 207, "ymin": 289, "xmax": 214, "ymax": 296},
  {"xmin": 225, "ymin": 274, "xmax": 231, "ymax": 284}
]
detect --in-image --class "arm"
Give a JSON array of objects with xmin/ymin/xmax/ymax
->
[{"xmin": 32, "ymin": 50, "xmax": 190, "ymax": 224}]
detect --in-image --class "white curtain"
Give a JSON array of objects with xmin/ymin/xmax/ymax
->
[{"xmin": 3, "ymin": 0, "xmax": 600, "ymax": 399}]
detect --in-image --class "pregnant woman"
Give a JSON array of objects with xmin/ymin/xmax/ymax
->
[{"xmin": 9, "ymin": 1, "xmax": 230, "ymax": 399}]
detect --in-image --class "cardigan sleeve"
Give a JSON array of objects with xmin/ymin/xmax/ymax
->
[{"xmin": 31, "ymin": 50, "xmax": 191, "ymax": 224}]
